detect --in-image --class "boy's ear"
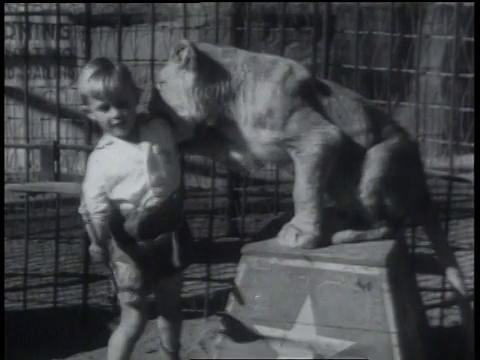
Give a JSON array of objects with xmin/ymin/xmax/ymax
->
[
  {"xmin": 80, "ymin": 105, "xmax": 95, "ymax": 121},
  {"xmin": 169, "ymin": 39, "xmax": 198, "ymax": 71}
]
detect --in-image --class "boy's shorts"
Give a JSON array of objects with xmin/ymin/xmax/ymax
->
[
  {"xmin": 107, "ymin": 215, "xmax": 192, "ymax": 307},
  {"xmin": 108, "ymin": 233, "xmax": 182, "ymax": 306},
  {"xmin": 105, "ymin": 188, "xmax": 192, "ymax": 306}
]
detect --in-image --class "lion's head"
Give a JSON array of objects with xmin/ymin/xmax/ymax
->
[{"xmin": 155, "ymin": 40, "xmax": 233, "ymax": 139}]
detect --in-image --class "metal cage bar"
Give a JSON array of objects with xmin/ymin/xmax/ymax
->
[
  {"xmin": 274, "ymin": 2, "xmax": 288, "ymax": 215},
  {"xmin": 22, "ymin": 3, "xmax": 31, "ymax": 311},
  {"xmin": 311, "ymin": 2, "xmax": 320, "ymax": 76},
  {"xmin": 240, "ymin": 2, "xmax": 253, "ymax": 239},
  {"xmin": 150, "ymin": 3, "xmax": 156, "ymax": 90},
  {"xmin": 84, "ymin": 3, "xmax": 92, "ymax": 145},
  {"xmin": 203, "ymin": 2, "xmax": 222, "ymax": 318},
  {"xmin": 117, "ymin": 4, "xmax": 123, "ymax": 61},
  {"xmin": 245, "ymin": 2, "xmax": 252, "ymax": 49},
  {"xmin": 353, "ymin": 2, "xmax": 360, "ymax": 92},
  {"xmin": 440, "ymin": 1, "xmax": 462, "ymax": 326},
  {"xmin": 409, "ymin": 1, "xmax": 425, "ymax": 289},
  {"xmin": 226, "ymin": 2, "xmax": 243, "ymax": 237},
  {"xmin": 180, "ymin": 2, "xmax": 188, "ymax": 217},
  {"xmin": 183, "ymin": 3, "xmax": 188, "ymax": 38},
  {"xmin": 215, "ymin": 2, "xmax": 220, "ymax": 43},
  {"xmin": 53, "ymin": 2, "xmax": 62, "ymax": 309},
  {"xmin": 415, "ymin": 5, "xmax": 424, "ymax": 141},
  {"xmin": 81, "ymin": 3, "xmax": 93, "ymax": 313},
  {"xmin": 205, "ymin": 159, "xmax": 217, "ymax": 316},
  {"xmin": 321, "ymin": 2, "xmax": 331, "ymax": 79},
  {"xmin": 387, "ymin": 2, "xmax": 394, "ymax": 115}
]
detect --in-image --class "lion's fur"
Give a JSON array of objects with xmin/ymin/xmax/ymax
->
[{"xmin": 153, "ymin": 40, "xmax": 470, "ymax": 305}]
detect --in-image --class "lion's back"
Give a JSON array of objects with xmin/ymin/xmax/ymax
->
[
  {"xmin": 196, "ymin": 42, "xmax": 312, "ymax": 92},
  {"xmin": 317, "ymin": 79, "xmax": 408, "ymax": 148},
  {"xmin": 196, "ymin": 42, "xmax": 318, "ymax": 134}
]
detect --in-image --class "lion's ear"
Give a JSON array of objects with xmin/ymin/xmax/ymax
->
[{"xmin": 169, "ymin": 39, "xmax": 198, "ymax": 70}]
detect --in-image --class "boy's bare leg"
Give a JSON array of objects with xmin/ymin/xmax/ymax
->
[
  {"xmin": 107, "ymin": 290, "xmax": 148, "ymax": 360},
  {"xmin": 153, "ymin": 272, "xmax": 183, "ymax": 360}
]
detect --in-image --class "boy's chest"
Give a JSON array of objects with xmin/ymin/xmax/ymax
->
[{"xmin": 105, "ymin": 142, "xmax": 172, "ymax": 181}]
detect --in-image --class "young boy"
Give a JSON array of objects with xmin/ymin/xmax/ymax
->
[{"xmin": 78, "ymin": 57, "xmax": 191, "ymax": 360}]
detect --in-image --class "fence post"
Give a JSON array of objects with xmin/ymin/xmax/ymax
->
[{"xmin": 225, "ymin": 2, "xmax": 245, "ymax": 237}]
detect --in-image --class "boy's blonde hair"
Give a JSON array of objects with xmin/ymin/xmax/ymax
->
[{"xmin": 78, "ymin": 57, "xmax": 141, "ymax": 105}]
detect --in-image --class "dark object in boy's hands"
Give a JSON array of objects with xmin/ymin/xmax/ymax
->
[{"xmin": 124, "ymin": 191, "xmax": 183, "ymax": 242}]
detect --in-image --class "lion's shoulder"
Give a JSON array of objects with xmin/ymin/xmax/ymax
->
[{"xmin": 196, "ymin": 42, "xmax": 311, "ymax": 88}]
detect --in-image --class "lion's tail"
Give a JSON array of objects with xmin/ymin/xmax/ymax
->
[
  {"xmin": 421, "ymin": 201, "xmax": 467, "ymax": 296},
  {"xmin": 332, "ymin": 205, "xmax": 473, "ymax": 355},
  {"xmin": 331, "ymin": 226, "xmax": 398, "ymax": 245},
  {"xmin": 332, "ymin": 204, "xmax": 468, "ymax": 298},
  {"xmin": 422, "ymin": 202, "xmax": 474, "ymax": 356}
]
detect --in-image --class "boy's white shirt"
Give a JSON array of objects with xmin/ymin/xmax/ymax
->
[{"xmin": 79, "ymin": 117, "xmax": 181, "ymax": 246}]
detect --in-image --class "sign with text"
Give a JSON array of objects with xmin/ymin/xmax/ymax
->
[{"xmin": 4, "ymin": 13, "xmax": 85, "ymax": 178}]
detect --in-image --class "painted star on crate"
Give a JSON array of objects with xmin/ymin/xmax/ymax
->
[{"xmin": 217, "ymin": 296, "xmax": 357, "ymax": 359}]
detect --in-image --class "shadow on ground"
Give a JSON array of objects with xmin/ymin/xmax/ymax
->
[
  {"xmin": 5, "ymin": 306, "xmax": 114, "ymax": 360},
  {"xmin": 426, "ymin": 325, "xmax": 472, "ymax": 360}
]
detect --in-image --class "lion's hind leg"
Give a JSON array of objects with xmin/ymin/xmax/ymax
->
[
  {"xmin": 332, "ymin": 136, "xmax": 470, "ymax": 299},
  {"xmin": 330, "ymin": 138, "xmax": 407, "ymax": 245},
  {"xmin": 331, "ymin": 222, "xmax": 400, "ymax": 244}
]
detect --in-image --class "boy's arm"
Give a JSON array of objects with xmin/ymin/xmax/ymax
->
[
  {"xmin": 79, "ymin": 155, "xmax": 112, "ymax": 251},
  {"xmin": 177, "ymin": 126, "xmax": 236, "ymax": 161},
  {"xmin": 178, "ymin": 126, "xmax": 261, "ymax": 173}
]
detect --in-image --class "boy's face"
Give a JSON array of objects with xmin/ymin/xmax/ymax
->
[{"xmin": 84, "ymin": 85, "xmax": 138, "ymax": 139}]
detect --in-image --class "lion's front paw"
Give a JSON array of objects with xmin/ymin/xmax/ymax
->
[
  {"xmin": 276, "ymin": 221, "xmax": 323, "ymax": 249},
  {"xmin": 331, "ymin": 229, "xmax": 359, "ymax": 245}
]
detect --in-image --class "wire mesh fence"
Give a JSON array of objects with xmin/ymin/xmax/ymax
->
[{"xmin": 4, "ymin": 2, "xmax": 474, "ymax": 347}]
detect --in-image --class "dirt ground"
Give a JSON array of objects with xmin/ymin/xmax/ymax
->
[
  {"xmin": 4, "ymin": 302, "xmax": 225, "ymax": 360},
  {"xmin": 5, "ymin": 178, "xmax": 474, "ymax": 359},
  {"xmin": 61, "ymin": 315, "xmax": 224, "ymax": 360},
  {"xmin": 5, "ymin": 217, "xmax": 473, "ymax": 360},
  {"xmin": 5, "ymin": 261, "xmax": 232, "ymax": 360}
]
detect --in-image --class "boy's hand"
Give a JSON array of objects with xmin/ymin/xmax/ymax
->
[
  {"xmin": 123, "ymin": 211, "xmax": 139, "ymax": 238},
  {"xmin": 89, "ymin": 243, "xmax": 107, "ymax": 263}
]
